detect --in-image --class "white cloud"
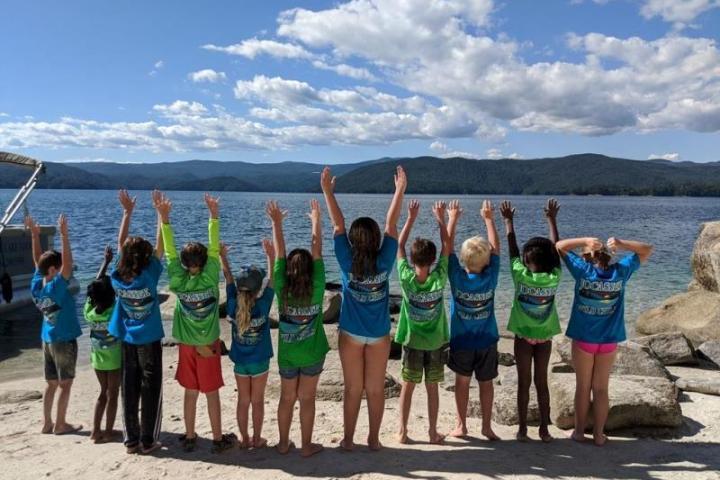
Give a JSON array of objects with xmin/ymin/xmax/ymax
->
[
  {"xmin": 648, "ymin": 152, "xmax": 680, "ymax": 161},
  {"xmin": 203, "ymin": 39, "xmax": 314, "ymax": 59},
  {"xmin": 311, "ymin": 60, "xmax": 377, "ymax": 81},
  {"xmin": 188, "ymin": 69, "xmax": 227, "ymax": 83},
  {"xmin": 428, "ymin": 140, "xmax": 483, "ymax": 159},
  {"xmin": 486, "ymin": 148, "xmax": 503, "ymax": 159},
  {"xmin": 149, "ymin": 60, "xmax": 165, "ymax": 76},
  {"xmin": 0, "ymin": 112, "xmax": 9, "ymax": 117},
  {"xmin": 640, "ymin": 0, "xmax": 720, "ymax": 26}
]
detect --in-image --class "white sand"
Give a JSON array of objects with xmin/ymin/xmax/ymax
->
[{"xmin": 1, "ymin": 329, "xmax": 719, "ymax": 480}]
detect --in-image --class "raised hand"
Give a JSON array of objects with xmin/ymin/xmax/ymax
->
[
  {"xmin": 432, "ymin": 201, "xmax": 447, "ymax": 224},
  {"xmin": 265, "ymin": 200, "xmax": 287, "ymax": 224},
  {"xmin": 500, "ymin": 200, "xmax": 515, "ymax": 220},
  {"xmin": 205, "ymin": 193, "xmax": 220, "ymax": 219},
  {"xmin": 104, "ymin": 245, "xmax": 114, "ymax": 263},
  {"xmin": 219, "ymin": 241, "xmax": 231, "ymax": 259},
  {"xmin": 394, "ymin": 165, "xmax": 407, "ymax": 194},
  {"xmin": 24, "ymin": 215, "xmax": 40, "ymax": 235},
  {"xmin": 118, "ymin": 189, "xmax": 136, "ymax": 213},
  {"xmin": 586, "ymin": 237, "xmax": 604, "ymax": 252},
  {"xmin": 480, "ymin": 200, "xmax": 494, "ymax": 220},
  {"xmin": 544, "ymin": 198, "xmax": 560, "ymax": 219},
  {"xmin": 606, "ymin": 237, "xmax": 621, "ymax": 253},
  {"xmin": 308, "ymin": 198, "xmax": 321, "ymax": 224},
  {"xmin": 154, "ymin": 191, "xmax": 172, "ymax": 223},
  {"xmin": 447, "ymin": 200, "xmax": 463, "ymax": 221},
  {"xmin": 57, "ymin": 214, "xmax": 69, "ymax": 237},
  {"xmin": 320, "ymin": 166, "xmax": 336, "ymax": 194},
  {"xmin": 408, "ymin": 199, "xmax": 420, "ymax": 220},
  {"xmin": 262, "ymin": 238, "xmax": 275, "ymax": 259}
]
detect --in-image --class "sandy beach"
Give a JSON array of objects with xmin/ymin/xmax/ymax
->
[{"xmin": 2, "ymin": 323, "xmax": 719, "ymax": 480}]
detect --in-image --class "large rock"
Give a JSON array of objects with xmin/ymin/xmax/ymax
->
[
  {"xmin": 553, "ymin": 336, "xmax": 670, "ymax": 378},
  {"xmin": 636, "ymin": 289, "xmax": 720, "ymax": 347},
  {"xmin": 697, "ymin": 341, "xmax": 720, "ymax": 369},
  {"xmin": 668, "ymin": 366, "xmax": 720, "ymax": 396},
  {"xmin": 634, "ymin": 332, "xmax": 697, "ymax": 366},
  {"xmin": 549, "ymin": 372, "xmax": 682, "ymax": 430},
  {"xmin": 690, "ymin": 221, "xmax": 720, "ymax": 293},
  {"xmin": 0, "ymin": 390, "xmax": 42, "ymax": 404}
]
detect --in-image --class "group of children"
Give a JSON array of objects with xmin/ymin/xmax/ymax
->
[{"xmin": 27, "ymin": 164, "xmax": 653, "ymax": 458}]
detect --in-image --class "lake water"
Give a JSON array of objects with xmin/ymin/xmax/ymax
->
[{"xmin": 1, "ymin": 189, "xmax": 719, "ymax": 380}]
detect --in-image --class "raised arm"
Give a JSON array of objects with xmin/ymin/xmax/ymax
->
[
  {"xmin": 266, "ymin": 201, "xmax": 287, "ymax": 259},
  {"xmin": 446, "ymin": 200, "xmax": 463, "ymax": 255},
  {"xmin": 96, "ymin": 245, "xmax": 114, "ymax": 279},
  {"xmin": 544, "ymin": 198, "xmax": 560, "ymax": 244},
  {"xmin": 556, "ymin": 237, "xmax": 603, "ymax": 256},
  {"xmin": 262, "ymin": 238, "xmax": 276, "ymax": 288},
  {"xmin": 500, "ymin": 201, "xmax": 520, "ymax": 259},
  {"xmin": 152, "ymin": 190, "xmax": 169, "ymax": 260},
  {"xmin": 25, "ymin": 216, "xmax": 42, "ymax": 267},
  {"xmin": 432, "ymin": 201, "xmax": 450, "ymax": 257},
  {"xmin": 58, "ymin": 214, "xmax": 73, "ymax": 280},
  {"xmin": 398, "ymin": 199, "xmax": 419, "ymax": 259},
  {"xmin": 308, "ymin": 199, "xmax": 322, "ymax": 260},
  {"xmin": 205, "ymin": 193, "xmax": 220, "ymax": 258},
  {"xmin": 219, "ymin": 242, "xmax": 233, "ymax": 285},
  {"xmin": 481, "ymin": 200, "xmax": 500, "ymax": 255},
  {"xmin": 385, "ymin": 165, "xmax": 407, "ymax": 239},
  {"xmin": 320, "ymin": 166, "xmax": 346, "ymax": 236},
  {"xmin": 607, "ymin": 237, "xmax": 654, "ymax": 264},
  {"xmin": 117, "ymin": 189, "xmax": 136, "ymax": 252}
]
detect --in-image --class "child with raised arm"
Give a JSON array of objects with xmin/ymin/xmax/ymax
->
[
  {"xmin": 221, "ymin": 239, "xmax": 276, "ymax": 449},
  {"xmin": 154, "ymin": 191, "xmax": 236, "ymax": 454},
  {"xmin": 555, "ymin": 236, "xmax": 653, "ymax": 446},
  {"xmin": 85, "ymin": 245, "xmax": 121, "ymax": 443},
  {"xmin": 108, "ymin": 189, "xmax": 165, "ymax": 455},
  {"xmin": 26, "ymin": 214, "xmax": 82, "ymax": 436},
  {"xmin": 501, "ymin": 199, "xmax": 561, "ymax": 443},
  {"xmin": 446, "ymin": 200, "xmax": 502, "ymax": 441},
  {"xmin": 395, "ymin": 200, "xmax": 451, "ymax": 445},
  {"xmin": 269, "ymin": 199, "xmax": 330, "ymax": 458},
  {"xmin": 320, "ymin": 165, "xmax": 406, "ymax": 451}
]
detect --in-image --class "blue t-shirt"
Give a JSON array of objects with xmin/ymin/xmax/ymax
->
[
  {"xmin": 334, "ymin": 233, "xmax": 398, "ymax": 338},
  {"xmin": 448, "ymin": 253, "xmax": 500, "ymax": 351},
  {"xmin": 563, "ymin": 251, "xmax": 641, "ymax": 343},
  {"xmin": 31, "ymin": 270, "xmax": 81, "ymax": 343},
  {"xmin": 225, "ymin": 283, "xmax": 274, "ymax": 365},
  {"xmin": 108, "ymin": 256, "xmax": 164, "ymax": 345}
]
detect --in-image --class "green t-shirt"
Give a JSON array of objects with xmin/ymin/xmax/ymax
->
[
  {"xmin": 273, "ymin": 257, "xmax": 329, "ymax": 369},
  {"xmin": 395, "ymin": 256, "xmax": 450, "ymax": 351},
  {"xmin": 84, "ymin": 299, "xmax": 121, "ymax": 371},
  {"xmin": 162, "ymin": 219, "xmax": 221, "ymax": 346},
  {"xmin": 507, "ymin": 257, "xmax": 562, "ymax": 340}
]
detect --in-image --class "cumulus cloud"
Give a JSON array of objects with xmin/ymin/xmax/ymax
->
[
  {"xmin": 428, "ymin": 140, "xmax": 483, "ymax": 159},
  {"xmin": 202, "ymin": 38, "xmax": 314, "ymax": 59},
  {"xmin": 188, "ymin": 69, "xmax": 227, "ymax": 83},
  {"xmin": 648, "ymin": 152, "xmax": 681, "ymax": 161},
  {"xmin": 640, "ymin": 0, "xmax": 720, "ymax": 26}
]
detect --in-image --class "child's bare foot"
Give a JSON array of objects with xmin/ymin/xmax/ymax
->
[
  {"xmin": 90, "ymin": 429, "xmax": 99, "ymax": 442},
  {"xmin": 339, "ymin": 438, "xmax": 354, "ymax": 451},
  {"xmin": 239, "ymin": 436, "xmax": 251, "ymax": 449},
  {"xmin": 570, "ymin": 430, "xmax": 586, "ymax": 443},
  {"xmin": 593, "ymin": 433, "xmax": 608, "ymax": 447},
  {"xmin": 481, "ymin": 427, "xmax": 500, "ymax": 441},
  {"xmin": 54, "ymin": 423, "xmax": 82, "ymax": 435},
  {"xmin": 367, "ymin": 438, "xmax": 383, "ymax": 451},
  {"xmin": 428, "ymin": 431, "xmax": 446, "ymax": 444},
  {"xmin": 516, "ymin": 431, "xmax": 529, "ymax": 442},
  {"xmin": 276, "ymin": 441, "xmax": 294, "ymax": 454},
  {"xmin": 41, "ymin": 422, "xmax": 54, "ymax": 434},
  {"xmin": 102, "ymin": 430, "xmax": 122, "ymax": 442},
  {"xmin": 539, "ymin": 427, "xmax": 553, "ymax": 443},
  {"xmin": 449, "ymin": 424, "xmax": 468, "ymax": 438},
  {"xmin": 252, "ymin": 437, "xmax": 268, "ymax": 449},
  {"xmin": 396, "ymin": 431, "xmax": 410, "ymax": 444},
  {"xmin": 301, "ymin": 443, "xmax": 323, "ymax": 458}
]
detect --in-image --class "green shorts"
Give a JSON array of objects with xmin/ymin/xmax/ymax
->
[
  {"xmin": 234, "ymin": 359, "xmax": 270, "ymax": 377},
  {"xmin": 401, "ymin": 345, "xmax": 449, "ymax": 384}
]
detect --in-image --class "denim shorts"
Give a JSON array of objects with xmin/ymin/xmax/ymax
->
[
  {"xmin": 340, "ymin": 329, "xmax": 387, "ymax": 345},
  {"xmin": 279, "ymin": 358, "xmax": 325, "ymax": 380}
]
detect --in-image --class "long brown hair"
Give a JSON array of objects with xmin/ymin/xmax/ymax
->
[
  {"xmin": 348, "ymin": 217, "xmax": 381, "ymax": 278},
  {"xmin": 117, "ymin": 236, "xmax": 153, "ymax": 282},
  {"xmin": 283, "ymin": 248, "xmax": 314, "ymax": 310},
  {"xmin": 235, "ymin": 290, "xmax": 256, "ymax": 335}
]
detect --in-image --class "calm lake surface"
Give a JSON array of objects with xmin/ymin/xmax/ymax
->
[{"xmin": 1, "ymin": 189, "xmax": 719, "ymax": 381}]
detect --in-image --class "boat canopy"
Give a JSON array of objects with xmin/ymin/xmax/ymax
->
[{"xmin": 0, "ymin": 152, "xmax": 45, "ymax": 235}]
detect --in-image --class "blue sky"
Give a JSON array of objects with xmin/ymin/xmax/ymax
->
[{"xmin": 1, "ymin": 0, "xmax": 718, "ymax": 164}]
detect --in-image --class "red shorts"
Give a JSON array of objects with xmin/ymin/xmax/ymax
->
[
  {"xmin": 176, "ymin": 340, "xmax": 224, "ymax": 393},
  {"xmin": 574, "ymin": 340, "xmax": 618, "ymax": 355}
]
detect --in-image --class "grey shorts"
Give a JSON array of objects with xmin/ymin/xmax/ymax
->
[
  {"xmin": 448, "ymin": 344, "xmax": 498, "ymax": 382},
  {"xmin": 279, "ymin": 358, "xmax": 325, "ymax": 380},
  {"xmin": 43, "ymin": 340, "xmax": 78, "ymax": 381}
]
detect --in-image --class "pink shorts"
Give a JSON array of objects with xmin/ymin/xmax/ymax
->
[{"xmin": 574, "ymin": 340, "xmax": 618, "ymax": 355}]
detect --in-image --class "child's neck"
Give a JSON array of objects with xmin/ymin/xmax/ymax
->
[{"xmin": 414, "ymin": 266, "xmax": 431, "ymax": 284}]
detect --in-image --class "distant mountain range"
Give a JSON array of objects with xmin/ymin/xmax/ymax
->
[{"xmin": 1, "ymin": 154, "xmax": 719, "ymax": 196}]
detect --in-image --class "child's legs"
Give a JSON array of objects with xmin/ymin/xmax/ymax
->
[
  {"xmin": 105, "ymin": 369, "xmax": 121, "ymax": 433},
  {"xmin": 338, "ymin": 332, "xmax": 365, "ymax": 445},
  {"xmin": 424, "ymin": 346, "xmax": 446, "ymax": 439},
  {"xmin": 43, "ymin": 380, "xmax": 58, "ymax": 430},
  {"xmin": 93, "ymin": 370, "xmax": 109, "ymax": 436},
  {"xmin": 397, "ymin": 381, "xmax": 416, "ymax": 436},
  {"xmin": 138, "ymin": 341, "xmax": 163, "ymax": 447},
  {"xmin": 121, "ymin": 342, "xmax": 142, "ymax": 446},
  {"xmin": 277, "ymin": 376, "xmax": 299, "ymax": 447},
  {"xmin": 532, "ymin": 341, "xmax": 553, "ymax": 431},
  {"xmin": 297, "ymin": 373, "xmax": 321, "ymax": 449},
  {"xmin": 235, "ymin": 374, "xmax": 252, "ymax": 441},
  {"xmin": 250, "ymin": 372, "xmax": 269, "ymax": 442},
  {"xmin": 478, "ymin": 380, "xmax": 494, "ymax": 431},
  {"xmin": 591, "ymin": 350, "xmax": 617, "ymax": 440},
  {"xmin": 51, "ymin": 340, "xmax": 78, "ymax": 430},
  {"xmin": 424, "ymin": 382, "xmax": 440, "ymax": 436},
  {"xmin": 447, "ymin": 350, "xmax": 474, "ymax": 432},
  {"xmin": 513, "ymin": 337, "xmax": 533, "ymax": 433},
  {"xmin": 399, "ymin": 346, "xmax": 423, "ymax": 436},
  {"xmin": 571, "ymin": 341, "xmax": 596, "ymax": 436},
  {"xmin": 205, "ymin": 389, "xmax": 222, "ymax": 441},
  {"xmin": 183, "ymin": 389, "xmax": 200, "ymax": 438},
  {"xmin": 364, "ymin": 336, "xmax": 390, "ymax": 446}
]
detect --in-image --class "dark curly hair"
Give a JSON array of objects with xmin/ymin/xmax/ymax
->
[
  {"xmin": 86, "ymin": 276, "xmax": 116, "ymax": 314},
  {"xmin": 181, "ymin": 242, "xmax": 208, "ymax": 270},
  {"xmin": 410, "ymin": 237, "xmax": 437, "ymax": 267},
  {"xmin": 38, "ymin": 250, "xmax": 62, "ymax": 276},
  {"xmin": 523, "ymin": 236, "xmax": 560, "ymax": 273},
  {"xmin": 348, "ymin": 217, "xmax": 381, "ymax": 279},
  {"xmin": 283, "ymin": 248, "xmax": 314, "ymax": 309},
  {"xmin": 117, "ymin": 236, "xmax": 153, "ymax": 282}
]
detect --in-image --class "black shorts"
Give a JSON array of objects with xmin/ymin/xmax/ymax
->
[
  {"xmin": 43, "ymin": 340, "xmax": 78, "ymax": 381},
  {"xmin": 448, "ymin": 344, "xmax": 498, "ymax": 382}
]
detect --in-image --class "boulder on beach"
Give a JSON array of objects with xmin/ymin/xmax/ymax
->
[
  {"xmin": 0, "ymin": 390, "xmax": 42, "ymax": 404},
  {"xmin": 549, "ymin": 372, "xmax": 682, "ymax": 430},
  {"xmin": 697, "ymin": 341, "xmax": 720, "ymax": 369},
  {"xmin": 690, "ymin": 221, "xmax": 720, "ymax": 293},
  {"xmin": 634, "ymin": 332, "xmax": 697, "ymax": 366},
  {"xmin": 668, "ymin": 366, "xmax": 720, "ymax": 396}
]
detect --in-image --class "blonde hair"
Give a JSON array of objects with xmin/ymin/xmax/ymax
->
[
  {"xmin": 235, "ymin": 290, "xmax": 256, "ymax": 336},
  {"xmin": 460, "ymin": 236, "xmax": 492, "ymax": 273}
]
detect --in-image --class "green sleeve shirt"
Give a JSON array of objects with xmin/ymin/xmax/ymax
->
[
  {"xmin": 84, "ymin": 299, "xmax": 121, "ymax": 371},
  {"xmin": 274, "ymin": 257, "xmax": 329, "ymax": 368},
  {"xmin": 161, "ymin": 219, "xmax": 221, "ymax": 346},
  {"xmin": 394, "ymin": 256, "xmax": 450, "ymax": 350},
  {"xmin": 507, "ymin": 257, "xmax": 562, "ymax": 340}
]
